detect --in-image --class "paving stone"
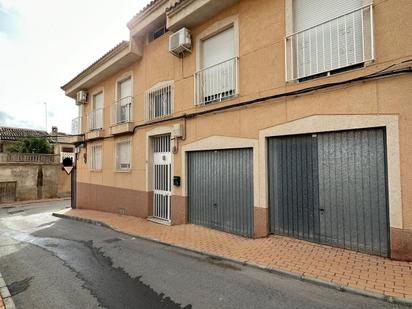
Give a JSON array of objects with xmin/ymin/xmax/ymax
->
[{"xmin": 58, "ymin": 209, "xmax": 412, "ymax": 300}]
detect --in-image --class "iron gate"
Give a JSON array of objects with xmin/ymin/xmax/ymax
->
[
  {"xmin": 188, "ymin": 148, "xmax": 254, "ymax": 237},
  {"xmin": 152, "ymin": 135, "xmax": 171, "ymax": 221},
  {"xmin": 268, "ymin": 128, "xmax": 389, "ymax": 256}
]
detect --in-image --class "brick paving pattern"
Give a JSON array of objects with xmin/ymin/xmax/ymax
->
[{"xmin": 61, "ymin": 209, "xmax": 412, "ymax": 300}]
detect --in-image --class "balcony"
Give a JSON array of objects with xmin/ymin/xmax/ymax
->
[
  {"xmin": 194, "ymin": 57, "xmax": 239, "ymax": 105},
  {"xmin": 86, "ymin": 108, "xmax": 105, "ymax": 140},
  {"xmin": 145, "ymin": 82, "xmax": 174, "ymax": 121},
  {"xmin": 71, "ymin": 117, "xmax": 82, "ymax": 135},
  {"xmin": 110, "ymin": 96, "xmax": 134, "ymax": 135},
  {"xmin": 285, "ymin": 4, "xmax": 374, "ymax": 82},
  {"xmin": 56, "ymin": 117, "xmax": 85, "ymax": 144}
]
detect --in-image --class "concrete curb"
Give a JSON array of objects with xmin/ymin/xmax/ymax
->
[
  {"xmin": 0, "ymin": 273, "xmax": 16, "ymax": 309},
  {"xmin": 0, "ymin": 197, "xmax": 70, "ymax": 209},
  {"xmin": 52, "ymin": 212, "xmax": 412, "ymax": 306}
]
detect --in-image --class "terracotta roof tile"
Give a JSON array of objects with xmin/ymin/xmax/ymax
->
[
  {"xmin": 165, "ymin": 0, "xmax": 187, "ymax": 13},
  {"xmin": 0, "ymin": 126, "xmax": 50, "ymax": 141}
]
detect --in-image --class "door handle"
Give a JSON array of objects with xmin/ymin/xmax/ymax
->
[
  {"xmin": 213, "ymin": 203, "xmax": 217, "ymax": 208},
  {"xmin": 319, "ymin": 208, "xmax": 325, "ymax": 212}
]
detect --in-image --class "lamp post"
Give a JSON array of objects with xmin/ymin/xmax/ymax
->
[{"xmin": 43, "ymin": 102, "xmax": 47, "ymax": 132}]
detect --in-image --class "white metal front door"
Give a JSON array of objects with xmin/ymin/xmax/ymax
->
[{"xmin": 152, "ymin": 135, "xmax": 171, "ymax": 221}]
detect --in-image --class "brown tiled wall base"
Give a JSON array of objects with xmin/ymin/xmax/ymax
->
[
  {"xmin": 77, "ymin": 182, "xmax": 151, "ymax": 218},
  {"xmin": 254, "ymin": 207, "xmax": 268, "ymax": 238},
  {"xmin": 170, "ymin": 195, "xmax": 187, "ymax": 225},
  {"xmin": 391, "ymin": 228, "xmax": 412, "ymax": 261}
]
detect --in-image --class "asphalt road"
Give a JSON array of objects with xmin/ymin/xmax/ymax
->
[{"xmin": 0, "ymin": 200, "xmax": 408, "ymax": 309}]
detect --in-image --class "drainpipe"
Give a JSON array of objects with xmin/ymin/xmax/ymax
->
[{"xmin": 71, "ymin": 152, "xmax": 77, "ymax": 209}]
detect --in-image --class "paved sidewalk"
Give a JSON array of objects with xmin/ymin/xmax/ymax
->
[{"xmin": 56, "ymin": 209, "xmax": 412, "ymax": 303}]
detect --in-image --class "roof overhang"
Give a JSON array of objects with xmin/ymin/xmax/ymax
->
[
  {"xmin": 61, "ymin": 40, "xmax": 142, "ymax": 99},
  {"xmin": 127, "ymin": 0, "xmax": 170, "ymax": 39},
  {"xmin": 166, "ymin": 0, "xmax": 239, "ymax": 32}
]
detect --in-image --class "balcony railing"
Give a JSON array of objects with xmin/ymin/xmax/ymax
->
[
  {"xmin": 0, "ymin": 153, "xmax": 59, "ymax": 164},
  {"xmin": 285, "ymin": 4, "xmax": 374, "ymax": 81},
  {"xmin": 194, "ymin": 57, "xmax": 239, "ymax": 105},
  {"xmin": 145, "ymin": 82, "xmax": 174, "ymax": 121},
  {"xmin": 88, "ymin": 108, "xmax": 104, "ymax": 131},
  {"xmin": 71, "ymin": 116, "xmax": 82, "ymax": 135},
  {"xmin": 111, "ymin": 96, "xmax": 133, "ymax": 125}
]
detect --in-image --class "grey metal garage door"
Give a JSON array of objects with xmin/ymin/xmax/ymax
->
[
  {"xmin": 268, "ymin": 128, "xmax": 389, "ymax": 256},
  {"xmin": 188, "ymin": 148, "xmax": 254, "ymax": 237}
]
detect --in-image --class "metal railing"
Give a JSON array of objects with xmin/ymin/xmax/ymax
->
[
  {"xmin": 111, "ymin": 96, "xmax": 133, "ymax": 125},
  {"xmin": 145, "ymin": 83, "xmax": 174, "ymax": 121},
  {"xmin": 194, "ymin": 57, "xmax": 239, "ymax": 105},
  {"xmin": 0, "ymin": 153, "xmax": 59, "ymax": 164},
  {"xmin": 285, "ymin": 4, "xmax": 374, "ymax": 81},
  {"xmin": 88, "ymin": 108, "xmax": 104, "ymax": 131},
  {"xmin": 71, "ymin": 116, "xmax": 82, "ymax": 135}
]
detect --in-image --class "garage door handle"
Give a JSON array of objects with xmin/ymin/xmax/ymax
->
[
  {"xmin": 319, "ymin": 208, "xmax": 325, "ymax": 212},
  {"xmin": 213, "ymin": 203, "xmax": 217, "ymax": 208}
]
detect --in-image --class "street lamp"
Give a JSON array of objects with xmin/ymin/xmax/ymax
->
[{"xmin": 43, "ymin": 102, "xmax": 47, "ymax": 132}]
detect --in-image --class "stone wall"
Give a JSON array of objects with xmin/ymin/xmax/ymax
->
[{"xmin": 0, "ymin": 163, "xmax": 60, "ymax": 201}]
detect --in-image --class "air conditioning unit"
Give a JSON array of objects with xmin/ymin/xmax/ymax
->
[
  {"xmin": 76, "ymin": 90, "xmax": 88, "ymax": 104},
  {"xmin": 169, "ymin": 28, "xmax": 192, "ymax": 57}
]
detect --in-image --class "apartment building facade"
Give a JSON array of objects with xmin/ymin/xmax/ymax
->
[{"xmin": 62, "ymin": 0, "xmax": 412, "ymax": 261}]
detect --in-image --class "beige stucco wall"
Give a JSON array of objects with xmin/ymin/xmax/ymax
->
[{"xmin": 76, "ymin": 0, "xmax": 412, "ymax": 232}]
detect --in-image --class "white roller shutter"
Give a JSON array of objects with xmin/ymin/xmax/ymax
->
[
  {"xmin": 202, "ymin": 26, "xmax": 235, "ymax": 69},
  {"xmin": 93, "ymin": 92, "xmax": 103, "ymax": 110},
  {"xmin": 293, "ymin": 0, "xmax": 362, "ymax": 32},
  {"xmin": 119, "ymin": 77, "xmax": 132, "ymax": 100},
  {"xmin": 293, "ymin": 0, "xmax": 364, "ymax": 79}
]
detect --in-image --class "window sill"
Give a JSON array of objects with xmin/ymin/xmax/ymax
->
[{"xmin": 115, "ymin": 169, "xmax": 132, "ymax": 173}]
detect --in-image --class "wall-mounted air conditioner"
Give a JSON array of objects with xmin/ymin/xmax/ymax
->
[
  {"xmin": 169, "ymin": 28, "xmax": 192, "ymax": 57},
  {"xmin": 76, "ymin": 90, "xmax": 88, "ymax": 104}
]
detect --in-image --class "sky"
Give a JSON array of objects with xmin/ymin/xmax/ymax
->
[{"xmin": 0, "ymin": 0, "xmax": 147, "ymax": 133}]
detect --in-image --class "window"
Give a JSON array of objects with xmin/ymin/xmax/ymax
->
[
  {"xmin": 113, "ymin": 77, "xmax": 132, "ymax": 124},
  {"xmin": 89, "ymin": 144, "xmax": 102, "ymax": 171},
  {"xmin": 89, "ymin": 91, "xmax": 104, "ymax": 130},
  {"xmin": 93, "ymin": 91, "xmax": 104, "ymax": 111},
  {"xmin": 195, "ymin": 25, "xmax": 239, "ymax": 105},
  {"xmin": 115, "ymin": 140, "xmax": 131, "ymax": 171},
  {"xmin": 201, "ymin": 26, "xmax": 235, "ymax": 70},
  {"xmin": 145, "ymin": 82, "xmax": 173, "ymax": 121},
  {"xmin": 285, "ymin": 0, "xmax": 374, "ymax": 81},
  {"xmin": 149, "ymin": 23, "xmax": 166, "ymax": 42}
]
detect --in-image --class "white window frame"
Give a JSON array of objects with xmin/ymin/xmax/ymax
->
[
  {"xmin": 89, "ymin": 144, "xmax": 103, "ymax": 172},
  {"xmin": 115, "ymin": 139, "xmax": 132, "ymax": 171},
  {"xmin": 194, "ymin": 15, "xmax": 240, "ymax": 105},
  {"xmin": 89, "ymin": 88, "xmax": 104, "ymax": 130},
  {"xmin": 284, "ymin": 0, "xmax": 374, "ymax": 82},
  {"xmin": 144, "ymin": 81, "xmax": 174, "ymax": 121},
  {"xmin": 195, "ymin": 15, "xmax": 239, "ymax": 72},
  {"xmin": 112, "ymin": 73, "xmax": 133, "ymax": 125}
]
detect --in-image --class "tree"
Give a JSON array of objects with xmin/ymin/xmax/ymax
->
[{"xmin": 9, "ymin": 136, "xmax": 54, "ymax": 154}]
